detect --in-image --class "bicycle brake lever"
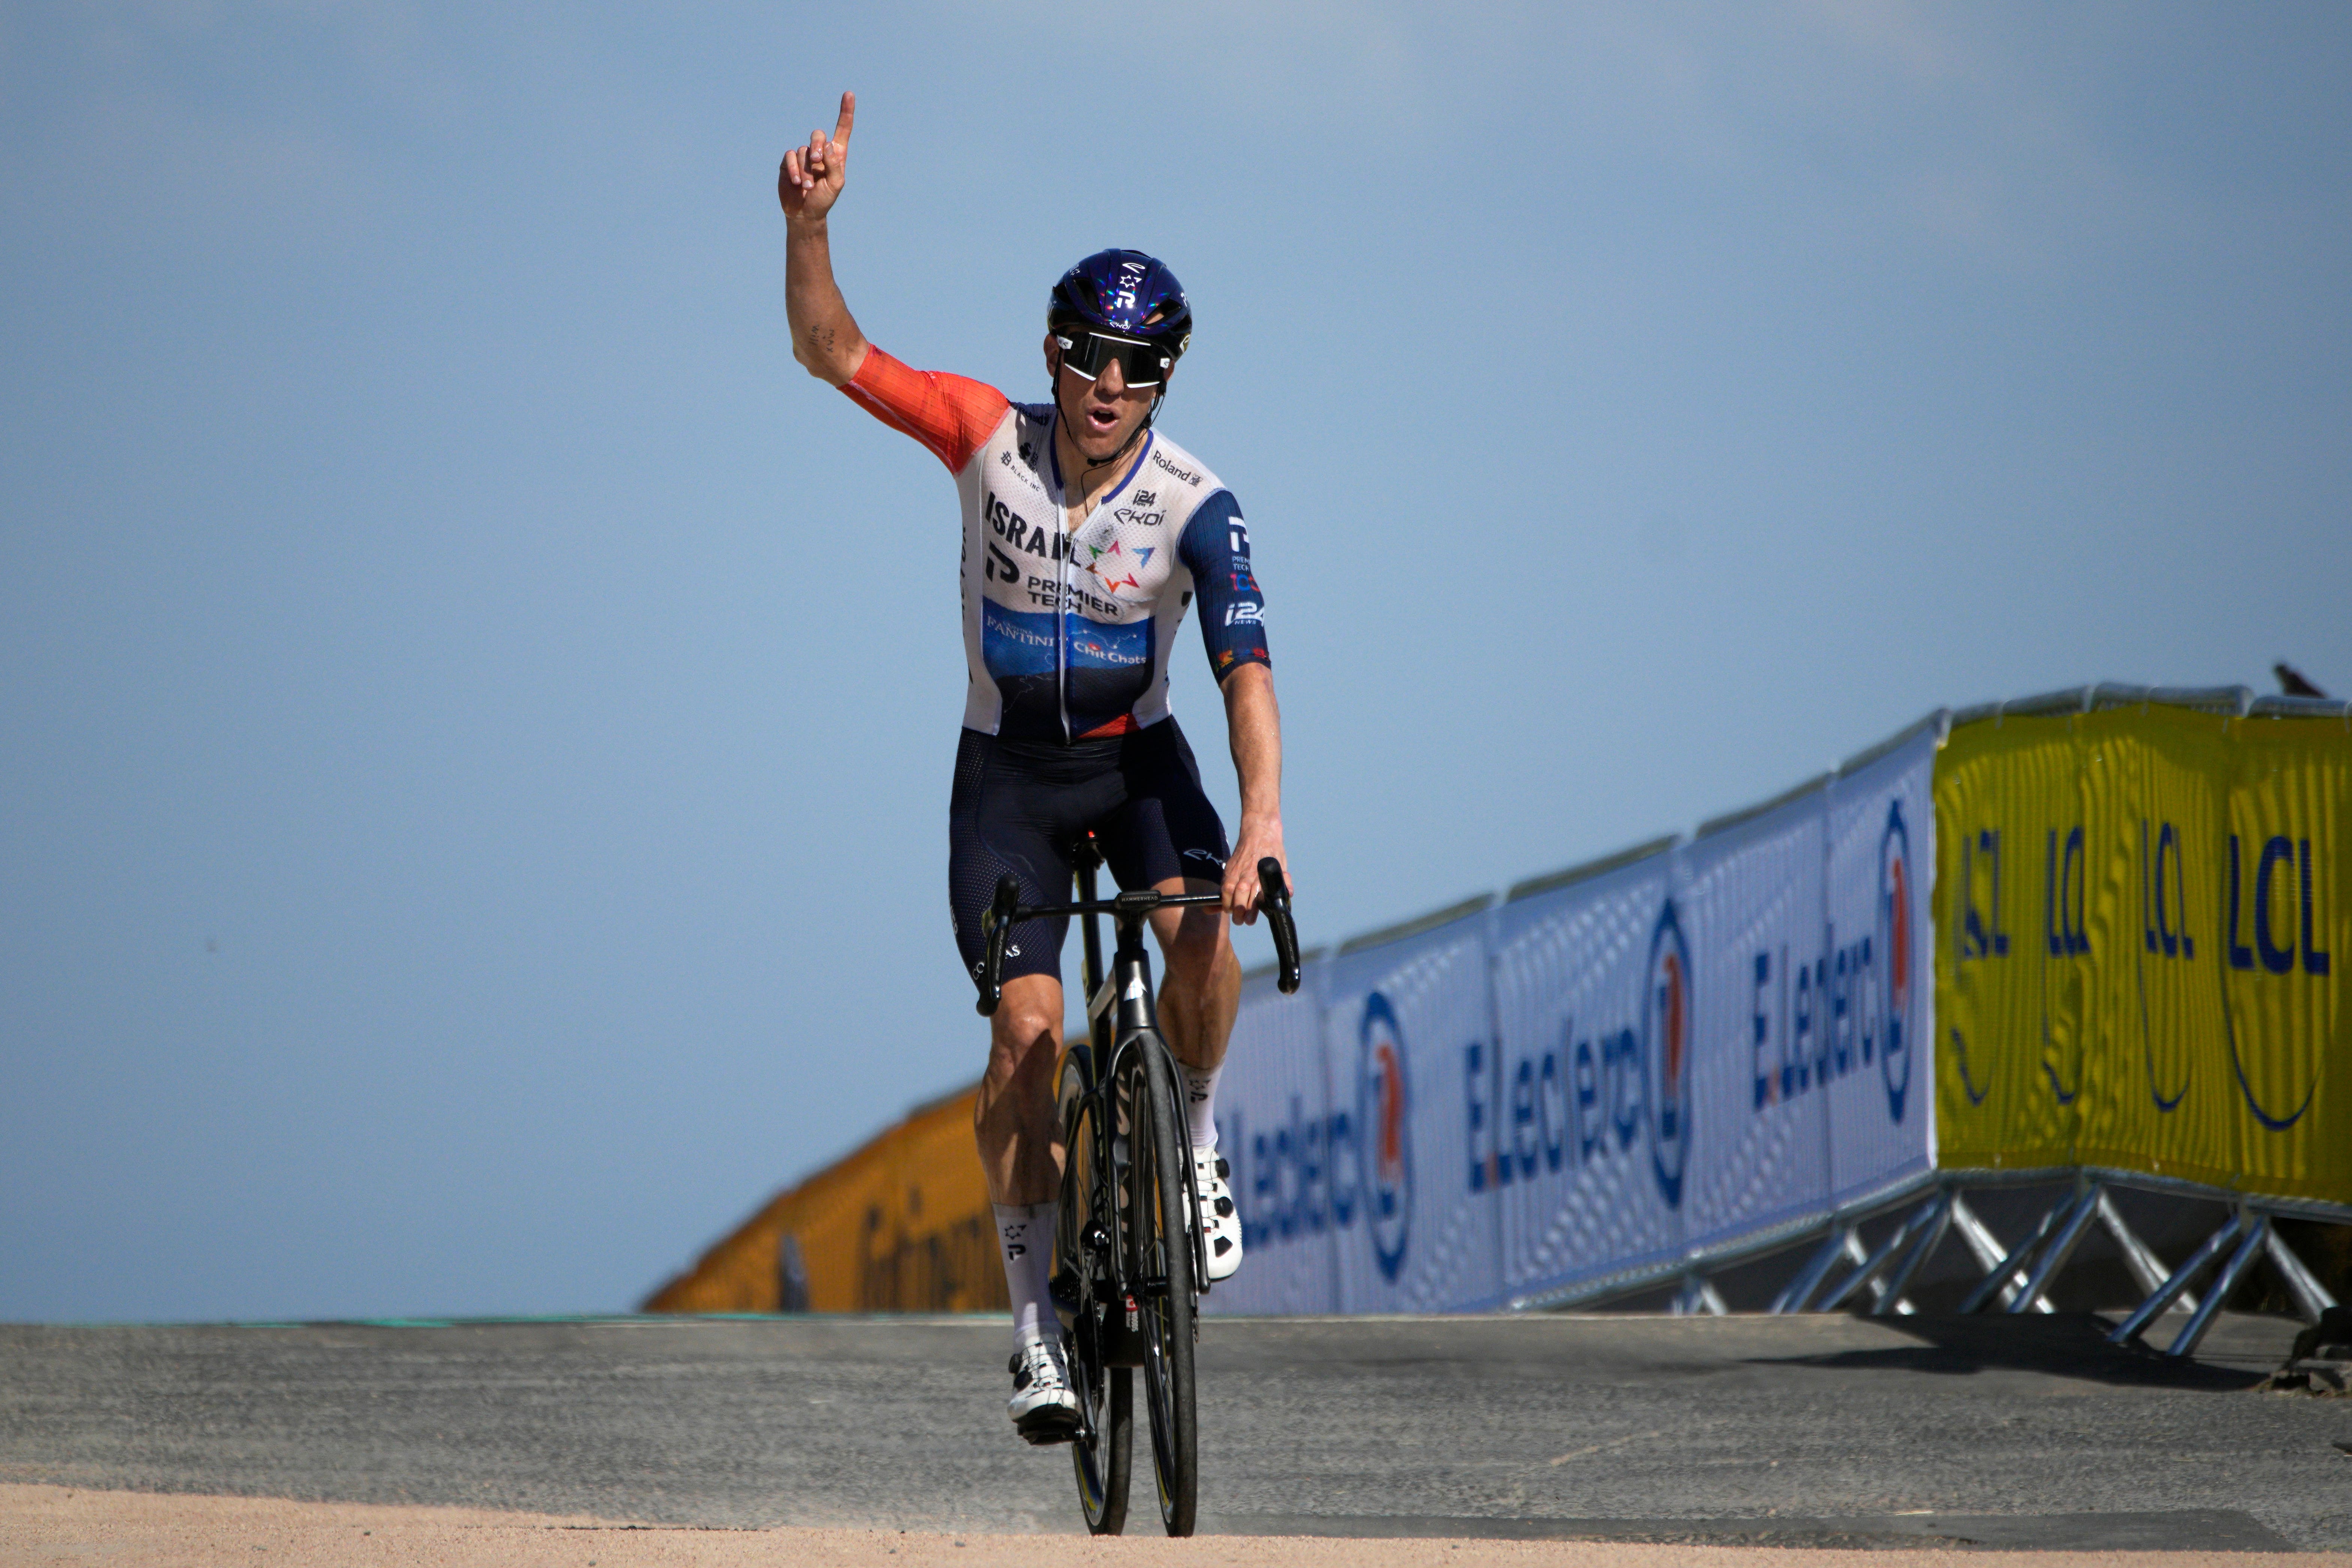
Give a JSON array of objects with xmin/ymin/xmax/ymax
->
[{"xmin": 1257, "ymin": 858, "xmax": 1302, "ymax": 995}]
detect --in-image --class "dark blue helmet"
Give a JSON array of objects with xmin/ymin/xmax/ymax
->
[{"xmin": 1049, "ymin": 249, "xmax": 1192, "ymax": 361}]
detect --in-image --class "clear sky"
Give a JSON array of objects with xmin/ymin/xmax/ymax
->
[{"xmin": 4, "ymin": 3, "xmax": 2347, "ymax": 1321}]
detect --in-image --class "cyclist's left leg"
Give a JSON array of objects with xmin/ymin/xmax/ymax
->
[{"xmin": 1101, "ymin": 719, "xmax": 1245, "ymax": 1280}]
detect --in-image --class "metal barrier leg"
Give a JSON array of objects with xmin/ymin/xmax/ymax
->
[
  {"xmin": 1837, "ymin": 1227, "xmax": 1872, "ymax": 1303},
  {"xmin": 2166, "ymin": 1212, "xmax": 2270, "ymax": 1359},
  {"xmin": 2097, "ymin": 1189, "xmax": 2194, "ymax": 1312},
  {"xmin": 2109, "ymin": 1210, "xmax": 2246, "ymax": 1346},
  {"xmin": 2264, "ymin": 1223, "xmax": 2340, "ymax": 1321},
  {"xmin": 1948, "ymin": 1193, "xmax": 2054, "ymax": 1313},
  {"xmin": 2006, "ymin": 1184, "xmax": 2102, "ymax": 1315},
  {"xmin": 1820, "ymin": 1197, "xmax": 1940, "ymax": 1314},
  {"xmin": 1958, "ymin": 1194, "xmax": 2069, "ymax": 1314},
  {"xmin": 1771, "ymin": 1225, "xmax": 1854, "ymax": 1315},
  {"xmin": 1948, "ymin": 1192, "xmax": 2001, "ymax": 1270},
  {"xmin": 1873, "ymin": 1191, "xmax": 1953, "ymax": 1316},
  {"xmin": 1670, "ymin": 1271, "xmax": 1728, "ymax": 1316}
]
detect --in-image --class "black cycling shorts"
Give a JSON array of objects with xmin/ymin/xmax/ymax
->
[{"xmin": 949, "ymin": 718, "xmax": 1231, "ymax": 990}]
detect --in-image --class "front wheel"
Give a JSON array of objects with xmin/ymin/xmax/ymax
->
[
  {"xmin": 1127, "ymin": 1036, "xmax": 1199, "ymax": 1536},
  {"xmin": 1056, "ymin": 1050, "xmax": 1131, "ymax": 1535}
]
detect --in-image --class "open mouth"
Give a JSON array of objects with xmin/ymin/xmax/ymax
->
[{"xmin": 1086, "ymin": 405, "xmax": 1121, "ymax": 436}]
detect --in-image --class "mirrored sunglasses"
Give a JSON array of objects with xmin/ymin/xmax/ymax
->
[{"xmin": 1055, "ymin": 330, "xmax": 1172, "ymax": 388}]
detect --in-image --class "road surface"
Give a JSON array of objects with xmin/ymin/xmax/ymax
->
[{"xmin": 2, "ymin": 1311, "xmax": 2347, "ymax": 1551}]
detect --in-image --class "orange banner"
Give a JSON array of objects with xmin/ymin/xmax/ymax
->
[{"xmin": 643, "ymin": 1082, "xmax": 1005, "ymax": 1314}]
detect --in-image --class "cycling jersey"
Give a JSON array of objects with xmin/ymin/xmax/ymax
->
[{"xmin": 842, "ymin": 347, "xmax": 1270, "ymax": 743}]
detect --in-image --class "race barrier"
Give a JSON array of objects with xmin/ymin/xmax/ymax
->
[
  {"xmin": 1207, "ymin": 718, "xmax": 1938, "ymax": 1315},
  {"xmin": 1936, "ymin": 690, "xmax": 2350, "ymax": 1208},
  {"xmin": 649, "ymin": 688, "xmax": 2347, "ymax": 1344},
  {"xmin": 1921, "ymin": 687, "xmax": 2350, "ymax": 1354}
]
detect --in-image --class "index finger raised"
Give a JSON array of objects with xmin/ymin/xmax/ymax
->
[{"xmin": 831, "ymin": 90, "xmax": 856, "ymax": 149}]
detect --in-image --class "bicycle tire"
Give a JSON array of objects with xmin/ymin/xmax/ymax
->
[
  {"xmin": 1126, "ymin": 1036, "xmax": 1198, "ymax": 1536},
  {"xmin": 1055, "ymin": 1051, "xmax": 1131, "ymax": 1534}
]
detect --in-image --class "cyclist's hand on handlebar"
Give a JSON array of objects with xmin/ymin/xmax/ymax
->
[
  {"xmin": 779, "ymin": 90, "xmax": 855, "ymax": 223},
  {"xmin": 1223, "ymin": 820, "xmax": 1288, "ymax": 925}
]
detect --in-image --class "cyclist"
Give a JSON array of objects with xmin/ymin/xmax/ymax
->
[{"xmin": 779, "ymin": 94, "xmax": 1290, "ymax": 1443}]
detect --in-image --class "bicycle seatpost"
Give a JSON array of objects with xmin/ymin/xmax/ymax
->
[{"xmin": 976, "ymin": 873, "xmax": 1021, "ymax": 1016}]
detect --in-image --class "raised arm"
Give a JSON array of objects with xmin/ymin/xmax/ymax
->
[{"xmin": 778, "ymin": 92, "xmax": 869, "ymax": 387}]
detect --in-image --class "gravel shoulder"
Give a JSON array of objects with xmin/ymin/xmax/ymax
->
[{"xmin": 8, "ymin": 1484, "xmax": 2351, "ymax": 1568}]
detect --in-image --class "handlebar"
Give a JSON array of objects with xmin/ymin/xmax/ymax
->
[
  {"xmin": 975, "ymin": 859, "xmax": 1303, "ymax": 1015},
  {"xmin": 1257, "ymin": 859, "xmax": 1302, "ymax": 996}
]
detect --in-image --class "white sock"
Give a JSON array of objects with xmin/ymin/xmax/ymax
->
[
  {"xmin": 993, "ymin": 1201, "xmax": 1058, "ymax": 1346},
  {"xmin": 1181, "ymin": 1061, "xmax": 1222, "ymax": 1155}
]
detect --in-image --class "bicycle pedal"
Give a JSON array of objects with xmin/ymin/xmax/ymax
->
[{"xmin": 1016, "ymin": 1411, "xmax": 1080, "ymax": 1447}]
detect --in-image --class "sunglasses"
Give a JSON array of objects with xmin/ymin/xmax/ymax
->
[{"xmin": 1055, "ymin": 330, "xmax": 1173, "ymax": 388}]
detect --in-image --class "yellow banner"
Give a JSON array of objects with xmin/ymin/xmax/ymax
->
[
  {"xmin": 1934, "ymin": 705, "xmax": 2350, "ymax": 1207},
  {"xmin": 643, "ymin": 1083, "xmax": 1005, "ymax": 1314}
]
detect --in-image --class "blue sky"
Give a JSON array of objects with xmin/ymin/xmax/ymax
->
[{"xmin": 4, "ymin": 2, "xmax": 2346, "ymax": 1320}]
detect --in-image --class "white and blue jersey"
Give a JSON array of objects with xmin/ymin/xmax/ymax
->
[{"xmin": 843, "ymin": 347, "xmax": 1270, "ymax": 743}]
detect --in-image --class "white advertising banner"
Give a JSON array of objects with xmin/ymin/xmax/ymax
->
[
  {"xmin": 1324, "ymin": 916, "xmax": 1507, "ymax": 1314},
  {"xmin": 1676, "ymin": 789, "xmax": 1835, "ymax": 1257},
  {"xmin": 1821, "ymin": 726, "xmax": 1938, "ymax": 1207},
  {"xmin": 1208, "ymin": 966, "xmax": 1340, "ymax": 1315},
  {"xmin": 1487, "ymin": 849, "xmax": 1682, "ymax": 1301},
  {"xmin": 1206, "ymin": 716, "xmax": 1944, "ymax": 1316}
]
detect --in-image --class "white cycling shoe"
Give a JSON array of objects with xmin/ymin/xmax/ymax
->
[
  {"xmin": 1007, "ymin": 1337, "xmax": 1081, "ymax": 1445},
  {"xmin": 1193, "ymin": 1147, "xmax": 1243, "ymax": 1282}
]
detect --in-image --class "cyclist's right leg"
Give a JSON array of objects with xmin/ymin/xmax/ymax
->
[
  {"xmin": 975, "ymin": 979, "xmax": 1079, "ymax": 1440},
  {"xmin": 949, "ymin": 730, "xmax": 1111, "ymax": 1440}
]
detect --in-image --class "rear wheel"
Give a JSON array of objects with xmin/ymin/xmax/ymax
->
[
  {"xmin": 1055, "ymin": 1051, "xmax": 1131, "ymax": 1535},
  {"xmin": 1126, "ymin": 1037, "xmax": 1198, "ymax": 1537}
]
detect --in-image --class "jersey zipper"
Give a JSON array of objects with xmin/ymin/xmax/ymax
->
[{"xmin": 1056, "ymin": 496, "xmax": 1071, "ymax": 743}]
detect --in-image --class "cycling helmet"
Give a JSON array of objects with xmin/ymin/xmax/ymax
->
[{"xmin": 1048, "ymin": 249, "xmax": 1192, "ymax": 361}]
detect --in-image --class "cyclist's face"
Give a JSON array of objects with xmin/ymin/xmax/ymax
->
[{"xmin": 1046, "ymin": 334, "xmax": 1164, "ymax": 463}]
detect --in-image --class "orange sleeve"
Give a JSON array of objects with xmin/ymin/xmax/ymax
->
[{"xmin": 841, "ymin": 347, "xmax": 1011, "ymax": 473}]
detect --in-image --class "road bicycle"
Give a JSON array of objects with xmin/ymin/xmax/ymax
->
[{"xmin": 974, "ymin": 836, "xmax": 1300, "ymax": 1536}]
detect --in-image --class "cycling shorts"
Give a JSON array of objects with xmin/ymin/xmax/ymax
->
[{"xmin": 948, "ymin": 719, "xmax": 1230, "ymax": 990}]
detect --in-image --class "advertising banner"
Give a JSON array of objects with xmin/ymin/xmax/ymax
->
[
  {"xmin": 1934, "ymin": 704, "xmax": 2350, "ymax": 1208},
  {"xmin": 1933, "ymin": 713, "xmax": 2086, "ymax": 1174},
  {"xmin": 1209, "ymin": 965, "xmax": 1341, "ymax": 1314},
  {"xmin": 1487, "ymin": 847, "xmax": 1683, "ymax": 1300},
  {"xmin": 643, "ymin": 1085, "xmax": 1004, "ymax": 1314},
  {"xmin": 1210, "ymin": 719, "xmax": 1949, "ymax": 1315},
  {"xmin": 1676, "ymin": 789, "xmax": 1833, "ymax": 1256},
  {"xmin": 1822, "ymin": 727, "xmax": 1938, "ymax": 1207},
  {"xmin": 1323, "ymin": 913, "xmax": 1508, "ymax": 1313}
]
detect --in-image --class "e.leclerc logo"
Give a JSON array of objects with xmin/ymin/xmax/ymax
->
[
  {"xmin": 1879, "ymin": 799, "xmax": 1915, "ymax": 1122},
  {"xmin": 1357, "ymin": 992, "xmax": 1412, "ymax": 1282},
  {"xmin": 1643, "ymin": 901, "xmax": 1692, "ymax": 1208}
]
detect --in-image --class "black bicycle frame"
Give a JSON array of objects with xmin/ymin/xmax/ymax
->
[
  {"xmin": 1071, "ymin": 836, "xmax": 1214, "ymax": 1299},
  {"xmin": 976, "ymin": 841, "xmax": 1301, "ymax": 1304}
]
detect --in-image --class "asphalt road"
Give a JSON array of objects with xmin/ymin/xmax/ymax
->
[{"xmin": 2, "ymin": 1313, "xmax": 2347, "ymax": 1550}]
